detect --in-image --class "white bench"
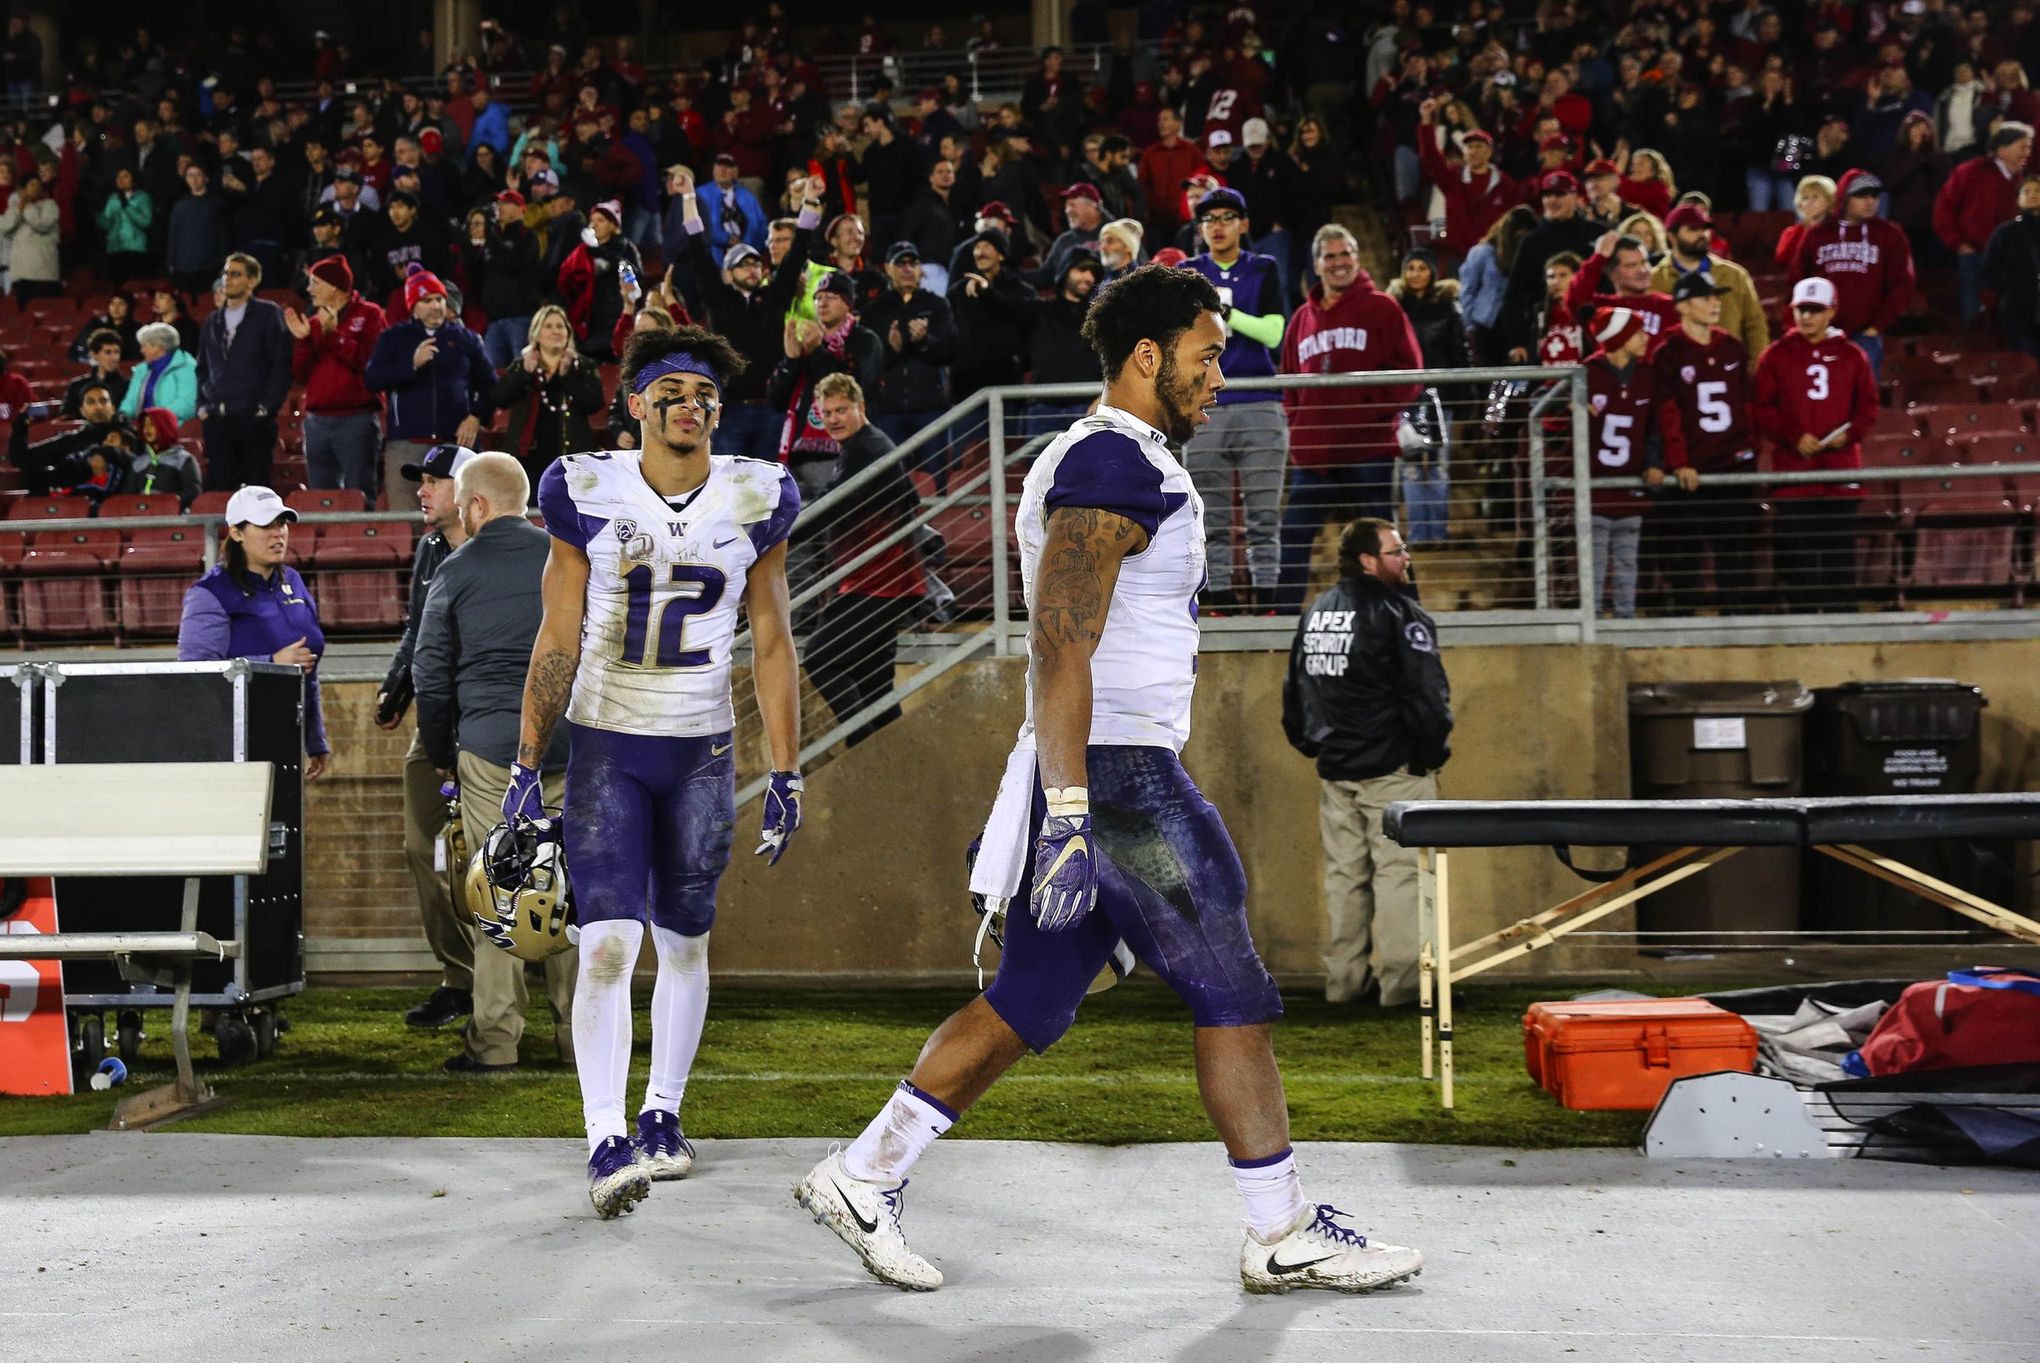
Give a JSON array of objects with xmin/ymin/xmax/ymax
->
[{"xmin": 0, "ymin": 762, "xmax": 274, "ymax": 1127}]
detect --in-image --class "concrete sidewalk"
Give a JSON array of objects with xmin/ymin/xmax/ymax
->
[{"xmin": 1, "ymin": 1136, "xmax": 2034, "ymax": 1363}]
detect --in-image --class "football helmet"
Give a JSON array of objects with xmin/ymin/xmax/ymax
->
[{"xmin": 468, "ymin": 819, "xmax": 576, "ymax": 961}]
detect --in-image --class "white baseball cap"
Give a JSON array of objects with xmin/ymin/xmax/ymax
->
[
  {"xmin": 223, "ymin": 486, "xmax": 298, "ymax": 527},
  {"xmin": 1207, "ymin": 128, "xmax": 1234, "ymax": 148},
  {"xmin": 1241, "ymin": 117, "xmax": 1270, "ymax": 147},
  {"xmin": 1790, "ymin": 276, "xmax": 1838, "ymax": 310}
]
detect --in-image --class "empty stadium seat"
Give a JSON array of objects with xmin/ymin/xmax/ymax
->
[
  {"xmin": 1902, "ymin": 378, "xmax": 1982, "ymax": 408},
  {"xmin": 19, "ymin": 528, "xmax": 118, "ymax": 637},
  {"xmin": 1898, "ymin": 473, "xmax": 2020, "ymax": 596},
  {"xmin": 7, "ymin": 495, "xmax": 91, "ymax": 521},
  {"xmin": 96, "ymin": 494, "xmax": 182, "ymax": 520},
  {"xmin": 118, "ymin": 526, "xmax": 207, "ymax": 635},
  {"xmin": 285, "ymin": 488, "xmax": 370, "ymax": 516},
  {"xmin": 1910, "ymin": 403, "xmax": 2027, "ymax": 440},
  {"xmin": 1961, "ymin": 432, "xmax": 2040, "ymax": 466},
  {"xmin": 310, "ymin": 521, "xmax": 411, "ymax": 631},
  {"xmin": 190, "ymin": 491, "xmax": 236, "ymax": 517},
  {"xmin": 1862, "ymin": 433, "xmax": 1953, "ymax": 469},
  {"xmin": 0, "ymin": 530, "xmax": 24, "ymax": 636}
]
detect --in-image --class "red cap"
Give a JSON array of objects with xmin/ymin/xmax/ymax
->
[
  {"xmin": 1583, "ymin": 158, "xmax": 1619, "ymax": 177},
  {"xmin": 1540, "ymin": 170, "xmax": 1580, "ymax": 195},
  {"xmin": 418, "ymin": 128, "xmax": 443, "ymax": 154},
  {"xmin": 1665, "ymin": 203, "xmax": 1712, "ymax": 232},
  {"xmin": 1061, "ymin": 182, "xmax": 1103, "ymax": 203},
  {"xmin": 495, "ymin": 188, "xmax": 526, "ymax": 209},
  {"xmin": 1460, "ymin": 129, "xmax": 1493, "ymax": 145},
  {"xmin": 308, "ymin": 255, "xmax": 353, "ymax": 294},
  {"xmin": 1593, "ymin": 306, "xmax": 1647, "ymax": 353},
  {"xmin": 592, "ymin": 199, "xmax": 624, "ymax": 227},
  {"xmin": 403, "ymin": 267, "xmax": 447, "ymax": 311},
  {"xmin": 1539, "ymin": 134, "xmax": 1572, "ymax": 153}
]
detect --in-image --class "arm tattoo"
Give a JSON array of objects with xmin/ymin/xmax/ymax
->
[
  {"xmin": 518, "ymin": 646, "xmax": 576, "ymax": 768},
  {"xmin": 1033, "ymin": 508, "xmax": 1144, "ymax": 664}
]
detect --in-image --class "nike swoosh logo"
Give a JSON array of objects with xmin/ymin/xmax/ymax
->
[
  {"xmin": 832, "ymin": 1179, "xmax": 879, "ymax": 1234},
  {"xmin": 1040, "ymin": 837, "xmax": 1089, "ymax": 881},
  {"xmin": 711, "ymin": 741, "xmax": 733, "ymax": 756},
  {"xmin": 713, "ymin": 536, "xmax": 739, "ymax": 548},
  {"xmin": 1724, "ymin": 362, "xmax": 1741, "ymax": 371},
  {"xmin": 1268, "ymin": 1253, "xmax": 1340, "ymax": 1276}
]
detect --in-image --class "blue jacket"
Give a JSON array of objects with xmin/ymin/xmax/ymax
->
[
  {"xmin": 689, "ymin": 182, "xmax": 770, "ymax": 260},
  {"xmin": 1458, "ymin": 242, "xmax": 1507, "ymax": 330},
  {"xmin": 119, "ymin": 350, "xmax": 199, "ymax": 423},
  {"xmin": 471, "ymin": 102, "xmax": 512, "ymax": 160},
  {"xmin": 177, "ymin": 564, "xmax": 330, "ymax": 755},
  {"xmin": 363, "ymin": 318, "xmax": 495, "ymax": 442},
  {"xmin": 194, "ymin": 299, "xmax": 293, "ymax": 418}
]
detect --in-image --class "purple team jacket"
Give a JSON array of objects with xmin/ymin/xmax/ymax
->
[{"xmin": 176, "ymin": 563, "xmax": 330, "ymax": 755}]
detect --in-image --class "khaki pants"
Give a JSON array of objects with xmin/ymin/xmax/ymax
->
[
  {"xmin": 404, "ymin": 732, "xmax": 472, "ymax": 993},
  {"xmin": 457, "ymin": 750, "xmax": 577, "ymax": 1066},
  {"xmin": 1319, "ymin": 767, "xmax": 1437, "ymax": 1006}
]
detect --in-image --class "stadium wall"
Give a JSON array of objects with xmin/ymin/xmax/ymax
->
[{"xmin": 301, "ymin": 636, "xmax": 2040, "ymax": 979}]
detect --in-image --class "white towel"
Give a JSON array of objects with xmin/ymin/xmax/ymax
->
[{"xmin": 969, "ymin": 740, "xmax": 1038, "ymax": 904}]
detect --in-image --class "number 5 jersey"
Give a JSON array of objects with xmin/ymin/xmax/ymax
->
[
  {"xmin": 537, "ymin": 451, "xmax": 801, "ymax": 736},
  {"xmin": 1648, "ymin": 324, "xmax": 1755, "ymax": 475}
]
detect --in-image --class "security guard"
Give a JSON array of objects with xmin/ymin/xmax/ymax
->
[
  {"xmin": 1280, "ymin": 518, "xmax": 1453, "ymax": 1007},
  {"xmin": 412, "ymin": 452, "xmax": 574, "ymax": 1072}
]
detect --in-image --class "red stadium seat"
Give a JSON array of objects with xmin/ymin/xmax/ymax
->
[
  {"xmin": 1909, "ymin": 403, "xmax": 2027, "ymax": 440},
  {"xmin": 310, "ymin": 521, "xmax": 410, "ymax": 631},
  {"xmin": 191, "ymin": 491, "xmax": 236, "ymax": 517},
  {"xmin": 0, "ymin": 529, "xmax": 24, "ymax": 636},
  {"xmin": 285, "ymin": 488, "xmax": 369, "ymax": 516},
  {"xmin": 1902, "ymin": 377, "xmax": 1983, "ymax": 408},
  {"xmin": 19, "ymin": 528, "xmax": 119, "ymax": 637},
  {"xmin": 96, "ymin": 494, "xmax": 182, "ymax": 521},
  {"xmin": 118, "ymin": 526, "xmax": 207, "ymax": 635},
  {"xmin": 1862, "ymin": 433, "xmax": 1953, "ymax": 470},
  {"xmin": 1898, "ymin": 473, "xmax": 2020, "ymax": 595},
  {"xmin": 1961, "ymin": 432, "xmax": 2040, "ymax": 466},
  {"xmin": 7, "ymin": 495, "xmax": 91, "ymax": 521}
]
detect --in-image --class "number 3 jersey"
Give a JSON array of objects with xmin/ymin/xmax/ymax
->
[
  {"xmin": 1016, "ymin": 405, "xmax": 1205, "ymax": 753},
  {"xmin": 537, "ymin": 451, "xmax": 800, "ymax": 736}
]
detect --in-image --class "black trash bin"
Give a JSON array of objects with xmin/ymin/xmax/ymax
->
[
  {"xmin": 1630, "ymin": 682, "xmax": 1813, "ymax": 945},
  {"xmin": 1805, "ymin": 679, "xmax": 2000, "ymax": 937}
]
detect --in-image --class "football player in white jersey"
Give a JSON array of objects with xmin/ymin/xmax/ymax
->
[
  {"xmin": 794, "ymin": 265, "xmax": 1424, "ymax": 1292},
  {"xmin": 511, "ymin": 325, "xmax": 805, "ymax": 1218}
]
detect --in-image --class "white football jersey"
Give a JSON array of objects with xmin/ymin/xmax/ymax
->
[
  {"xmin": 1016, "ymin": 405, "xmax": 1204, "ymax": 752},
  {"xmin": 537, "ymin": 451, "xmax": 800, "ymax": 737}
]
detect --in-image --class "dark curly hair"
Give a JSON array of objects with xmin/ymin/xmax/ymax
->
[
  {"xmin": 1079, "ymin": 262, "xmax": 1223, "ymax": 381},
  {"xmin": 621, "ymin": 323, "xmax": 748, "ymax": 391}
]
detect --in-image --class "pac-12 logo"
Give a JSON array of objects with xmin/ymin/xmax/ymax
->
[{"xmin": 615, "ymin": 520, "xmax": 639, "ymax": 544}]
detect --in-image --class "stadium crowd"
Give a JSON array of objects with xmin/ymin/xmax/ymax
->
[{"xmin": 5, "ymin": 3, "xmax": 2040, "ymax": 629}]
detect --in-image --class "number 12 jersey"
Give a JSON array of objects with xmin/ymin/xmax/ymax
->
[{"xmin": 537, "ymin": 451, "xmax": 800, "ymax": 737}]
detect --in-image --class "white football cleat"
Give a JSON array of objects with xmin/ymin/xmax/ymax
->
[
  {"xmin": 1240, "ymin": 1204, "xmax": 1423, "ymax": 1294},
  {"xmin": 793, "ymin": 1149, "xmax": 943, "ymax": 1291}
]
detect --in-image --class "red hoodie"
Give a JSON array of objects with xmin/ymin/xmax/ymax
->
[
  {"xmin": 1751, "ymin": 327, "xmax": 1878, "ymax": 499},
  {"xmin": 1789, "ymin": 215, "xmax": 1915, "ymax": 335},
  {"xmin": 292, "ymin": 294, "xmax": 388, "ymax": 415},
  {"xmin": 1279, "ymin": 270, "xmax": 1424, "ymax": 467},
  {"xmin": 1417, "ymin": 128, "xmax": 1517, "ymax": 258},
  {"xmin": 1565, "ymin": 250, "xmax": 1679, "ymax": 342},
  {"xmin": 1933, "ymin": 153, "xmax": 2023, "ymax": 253}
]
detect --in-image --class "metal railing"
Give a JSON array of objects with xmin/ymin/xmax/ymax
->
[{"xmin": 0, "ymin": 43, "xmax": 1114, "ymax": 121}]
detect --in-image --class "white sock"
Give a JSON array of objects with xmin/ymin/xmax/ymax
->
[
  {"xmin": 642, "ymin": 925, "xmax": 710, "ymax": 1120},
  {"xmin": 842, "ymin": 1080, "xmax": 957, "ymax": 1183},
  {"xmin": 1230, "ymin": 1147, "xmax": 1310, "ymax": 1242},
  {"xmin": 573, "ymin": 918, "xmax": 644, "ymax": 1157}
]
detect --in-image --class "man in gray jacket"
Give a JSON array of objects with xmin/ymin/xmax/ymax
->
[
  {"xmin": 377, "ymin": 443, "xmax": 472, "ymax": 1031},
  {"xmin": 412, "ymin": 452, "xmax": 574, "ymax": 1073}
]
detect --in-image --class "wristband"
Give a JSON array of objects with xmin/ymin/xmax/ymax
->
[{"xmin": 1044, "ymin": 786, "xmax": 1089, "ymax": 817}]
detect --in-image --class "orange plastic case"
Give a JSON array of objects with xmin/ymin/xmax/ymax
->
[{"xmin": 1523, "ymin": 999, "xmax": 1759, "ymax": 1111}]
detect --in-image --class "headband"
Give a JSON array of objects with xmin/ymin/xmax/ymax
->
[{"xmin": 631, "ymin": 352, "xmax": 721, "ymax": 395}]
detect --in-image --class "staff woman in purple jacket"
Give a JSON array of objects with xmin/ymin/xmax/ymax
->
[{"xmin": 175, "ymin": 486, "xmax": 334, "ymax": 779}]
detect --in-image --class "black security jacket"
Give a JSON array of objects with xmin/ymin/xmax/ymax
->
[{"xmin": 1281, "ymin": 573, "xmax": 1453, "ymax": 781}]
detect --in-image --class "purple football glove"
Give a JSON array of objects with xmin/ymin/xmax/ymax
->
[
  {"xmin": 756, "ymin": 770, "xmax": 803, "ymax": 865},
  {"xmin": 502, "ymin": 763, "xmax": 546, "ymax": 825},
  {"xmin": 1029, "ymin": 789, "xmax": 1097, "ymax": 932}
]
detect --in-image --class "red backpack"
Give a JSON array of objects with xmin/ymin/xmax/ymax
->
[{"xmin": 1857, "ymin": 969, "xmax": 2040, "ymax": 1077}]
